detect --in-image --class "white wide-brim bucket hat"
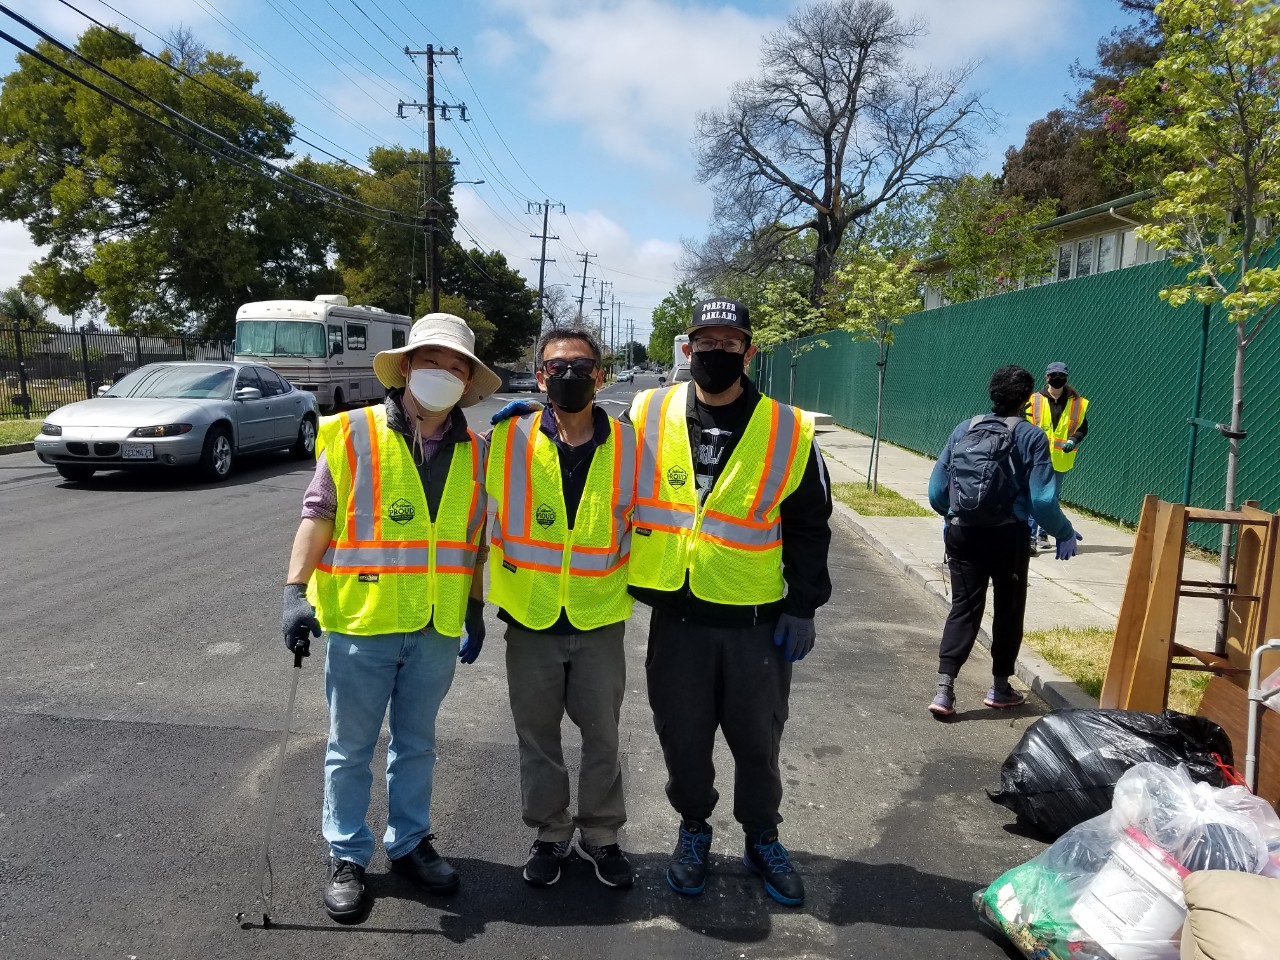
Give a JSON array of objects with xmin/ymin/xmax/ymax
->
[{"xmin": 373, "ymin": 312, "xmax": 503, "ymax": 408}]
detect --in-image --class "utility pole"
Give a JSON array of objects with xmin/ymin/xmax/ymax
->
[
  {"xmin": 400, "ymin": 44, "xmax": 464, "ymax": 313},
  {"xmin": 576, "ymin": 251, "xmax": 596, "ymax": 320},
  {"xmin": 595, "ymin": 280, "xmax": 610, "ymax": 346},
  {"xmin": 627, "ymin": 318, "xmax": 635, "ymax": 369},
  {"xmin": 528, "ymin": 200, "xmax": 564, "ymax": 331}
]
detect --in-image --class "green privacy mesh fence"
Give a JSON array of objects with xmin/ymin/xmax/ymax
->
[{"xmin": 758, "ymin": 256, "xmax": 1280, "ymax": 549}]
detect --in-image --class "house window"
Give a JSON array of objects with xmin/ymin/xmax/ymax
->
[
  {"xmin": 346, "ymin": 323, "xmax": 367, "ymax": 351},
  {"xmin": 1057, "ymin": 245, "xmax": 1073, "ymax": 281},
  {"xmin": 392, "ymin": 329, "xmax": 407, "ymax": 349},
  {"xmin": 1119, "ymin": 229, "xmax": 1139, "ymax": 268},
  {"xmin": 1076, "ymin": 239, "xmax": 1094, "ymax": 278},
  {"xmin": 1097, "ymin": 233, "xmax": 1116, "ymax": 273}
]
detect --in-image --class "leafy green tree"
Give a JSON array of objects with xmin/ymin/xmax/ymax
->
[
  {"xmin": 647, "ymin": 282, "xmax": 698, "ymax": 366},
  {"xmin": 0, "ymin": 26, "xmax": 340, "ymax": 335},
  {"xmin": 1129, "ymin": 0, "xmax": 1280, "ymax": 565},
  {"xmin": 925, "ymin": 174, "xmax": 1057, "ymax": 303},
  {"xmin": 622, "ymin": 341, "xmax": 647, "ymax": 366},
  {"xmin": 0, "ymin": 285, "xmax": 53, "ymax": 330},
  {"xmin": 439, "ymin": 244, "xmax": 538, "ymax": 365}
]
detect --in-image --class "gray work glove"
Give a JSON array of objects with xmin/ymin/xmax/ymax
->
[
  {"xmin": 773, "ymin": 613, "xmax": 816, "ymax": 662},
  {"xmin": 282, "ymin": 583, "xmax": 321, "ymax": 657}
]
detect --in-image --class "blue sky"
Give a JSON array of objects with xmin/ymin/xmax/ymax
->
[{"xmin": 3, "ymin": 0, "xmax": 1139, "ymax": 340}]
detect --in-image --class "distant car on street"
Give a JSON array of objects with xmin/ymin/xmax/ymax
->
[
  {"xmin": 507, "ymin": 372, "xmax": 539, "ymax": 392},
  {"xmin": 33, "ymin": 361, "xmax": 319, "ymax": 483},
  {"xmin": 617, "ymin": 369, "xmax": 634, "ymax": 383}
]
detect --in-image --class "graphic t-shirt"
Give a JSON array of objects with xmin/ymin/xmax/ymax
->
[{"xmin": 692, "ymin": 390, "xmax": 750, "ymax": 504}]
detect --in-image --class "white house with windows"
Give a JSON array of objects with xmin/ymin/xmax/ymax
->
[{"xmin": 921, "ymin": 191, "xmax": 1167, "ymax": 310}]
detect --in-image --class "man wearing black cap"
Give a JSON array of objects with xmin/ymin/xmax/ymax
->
[
  {"xmin": 624, "ymin": 297, "xmax": 832, "ymax": 908},
  {"xmin": 1026, "ymin": 361, "xmax": 1090, "ymax": 550}
]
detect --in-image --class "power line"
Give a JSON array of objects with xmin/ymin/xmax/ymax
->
[{"xmin": 266, "ymin": 0, "xmax": 405, "ymax": 102}]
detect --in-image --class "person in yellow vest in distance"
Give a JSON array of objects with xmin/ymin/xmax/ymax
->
[
  {"xmin": 624, "ymin": 298, "xmax": 833, "ymax": 909},
  {"xmin": 1026, "ymin": 361, "xmax": 1089, "ymax": 552},
  {"xmin": 483, "ymin": 326, "xmax": 637, "ymax": 890},
  {"xmin": 280, "ymin": 313, "xmax": 500, "ymax": 925}
]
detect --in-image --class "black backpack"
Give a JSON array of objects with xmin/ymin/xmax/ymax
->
[{"xmin": 948, "ymin": 415, "xmax": 1022, "ymax": 525}]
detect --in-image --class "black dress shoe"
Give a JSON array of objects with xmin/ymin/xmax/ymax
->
[
  {"xmin": 324, "ymin": 858, "xmax": 369, "ymax": 923},
  {"xmin": 389, "ymin": 834, "xmax": 459, "ymax": 895}
]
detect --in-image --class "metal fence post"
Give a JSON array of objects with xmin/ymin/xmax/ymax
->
[
  {"xmin": 180, "ymin": 337, "xmax": 188, "ymax": 361},
  {"xmin": 79, "ymin": 330, "xmax": 92, "ymax": 399},
  {"xmin": 14, "ymin": 325, "xmax": 31, "ymax": 416},
  {"xmin": 134, "ymin": 333, "xmax": 143, "ymax": 371}
]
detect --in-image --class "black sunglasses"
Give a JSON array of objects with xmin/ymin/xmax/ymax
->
[{"xmin": 542, "ymin": 357, "xmax": 599, "ymax": 378}]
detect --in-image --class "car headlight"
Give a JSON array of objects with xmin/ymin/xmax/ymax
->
[
  {"xmin": 40, "ymin": 422, "xmax": 62, "ymax": 436},
  {"xmin": 131, "ymin": 423, "xmax": 193, "ymax": 438}
]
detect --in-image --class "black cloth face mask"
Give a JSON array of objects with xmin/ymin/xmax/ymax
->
[
  {"xmin": 690, "ymin": 349, "xmax": 744, "ymax": 394},
  {"xmin": 1047, "ymin": 375, "xmax": 1068, "ymax": 389},
  {"xmin": 545, "ymin": 373, "xmax": 596, "ymax": 413}
]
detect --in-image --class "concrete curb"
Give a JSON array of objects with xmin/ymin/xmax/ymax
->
[
  {"xmin": 0, "ymin": 441, "xmax": 34, "ymax": 455},
  {"xmin": 831, "ymin": 501, "xmax": 1097, "ymax": 712}
]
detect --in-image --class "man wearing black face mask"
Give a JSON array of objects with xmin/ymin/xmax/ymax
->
[
  {"xmin": 483, "ymin": 327, "xmax": 637, "ymax": 890},
  {"xmin": 623, "ymin": 298, "xmax": 832, "ymax": 908},
  {"xmin": 1026, "ymin": 361, "xmax": 1089, "ymax": 549}
]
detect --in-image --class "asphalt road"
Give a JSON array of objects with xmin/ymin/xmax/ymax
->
[{"xmin": 0, "ymin": 373, "xmax": 1038, "ymax": 959}]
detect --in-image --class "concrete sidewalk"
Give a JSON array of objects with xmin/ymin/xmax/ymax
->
[{"xmin": 814, "ymin": 423, "xmax": 1223, "ymax": 710}]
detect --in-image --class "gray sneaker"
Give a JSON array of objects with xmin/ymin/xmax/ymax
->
[
  {"xmin": 928, "ymin": 688, "xmax": 956, "ymax": 717},
  {"xmin": 984, "ymin": 685, "xmax": 1027, "ymax": 708}
]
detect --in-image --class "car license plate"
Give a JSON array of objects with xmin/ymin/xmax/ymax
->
[{"xmin": 122, "ymin": 444, "xmax": 154, "ymax": 460}]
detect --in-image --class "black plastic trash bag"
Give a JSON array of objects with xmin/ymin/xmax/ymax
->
[{"xmin": 989, "ymin": 708, "xmax": 1234, "ymax": 839}]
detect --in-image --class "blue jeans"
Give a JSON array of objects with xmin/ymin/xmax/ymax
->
[
  {"xmin": 322, "ymin": 628, "xmax": 458, "ymax": 866},
  {"xmin": 1029, "ymin": 470, "xmax": 1065, "ymax": 538}
]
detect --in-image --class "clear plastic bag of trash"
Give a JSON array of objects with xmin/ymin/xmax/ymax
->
[
  {"xmin": 975, "ymin": 761, "xmax": 1280, "ymax": 960},
  {"xmin": 988, "ymin": 709, "xmax": 1234, "ymax": 839}
]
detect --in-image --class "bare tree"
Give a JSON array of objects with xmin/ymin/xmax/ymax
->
[
  {"xmin": 164, "ymin": 26, "xmax": 207, "ymax": 70},
  {"xmin": 692, "ymin": 0, "xmax": 990, "ymax": 305}
]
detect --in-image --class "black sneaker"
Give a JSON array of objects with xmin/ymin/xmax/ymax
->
[
  {"xmin": 324, "ymin": 857, "xmax": 368, "ymax": 923},
  {"xmin": 388, "ymin": 834, "xmax": 459, "ymax": 895},
  {"xmin": 572, "ymin": 838, "xmax": 634, "ymax": 888},
  {"xmin": 667, "ymin": 819, "xmax": 712, "ymax": 896},
  {"xmin": 744, "ymin": 831, "xmax": 805, "ymax": 907},
  {"xmin": 523, "ymin": 839, "xmax": 571, "ymax": 886}
]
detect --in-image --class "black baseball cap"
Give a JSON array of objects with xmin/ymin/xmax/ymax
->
[{"xmin": 688, "ymin": 298, "xmax": 751, "ymax": 335}]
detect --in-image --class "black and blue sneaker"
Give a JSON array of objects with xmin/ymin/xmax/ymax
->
[
  {"xmin": 666, "ymin": 818, "xmax": 712, "ymax": 895},
  {"xmin": 743, "ymin": 830, "xmax": 805, "ymax": 907}
]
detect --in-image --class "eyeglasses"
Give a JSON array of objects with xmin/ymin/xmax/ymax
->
[
  {"xmin": 690, "ymin": 336, "xmax": 747, "ymax": 354},
  {"xmin": 541, "ymin": 357, "xmax": 599, "ymax": 378}
]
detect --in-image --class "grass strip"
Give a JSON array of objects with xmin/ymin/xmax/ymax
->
[
  {"xmin": 833, "ymin": 481, "xmax": 932, "ymax": 517},
  {"xmin": 0, "ymin": 419, "xmax": 40, "ymax": 445}
]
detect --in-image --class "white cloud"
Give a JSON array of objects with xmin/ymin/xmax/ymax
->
[
  {"xmin": 900, "ymin": 0, "xmax": 1080, "ymax": 70},
  {"xmin": 0, "ymin": 220, "xmax": 41, "ymax": 290}
]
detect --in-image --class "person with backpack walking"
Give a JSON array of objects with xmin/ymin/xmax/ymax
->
[
  {"xmin": 1026, "ymin": 361, "xmax": 1090, "ymax": 551},
  {"xmin": 926, "ymin": 365, "xmax": 1082, "ymax": 718}
]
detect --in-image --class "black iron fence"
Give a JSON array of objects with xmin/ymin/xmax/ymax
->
[{"xmin": 0, "ymin": 326, "xmax": 234, "ymax": 420}]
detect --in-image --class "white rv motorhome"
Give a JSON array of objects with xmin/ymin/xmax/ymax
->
[
  {"xmin": 672, "ymin": 334, "xmax": 692, "ymax": 383},
  {"xmin": 234, "ymin": 295, "xmax": 412, "ymax": 412}
]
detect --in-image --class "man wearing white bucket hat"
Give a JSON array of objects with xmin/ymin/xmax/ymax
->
[{"xmin": 281, "ymin": 312, "xmax": 501, "ymax": 923}]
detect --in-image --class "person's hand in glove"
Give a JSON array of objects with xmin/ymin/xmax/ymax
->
[
  {"xmin": 459, "ymin": 597, "xmax": 485, "ymax": 664},
  {"xmin": 282, "ymin": 583, "xmax": 321, "ymax": 657},
  {"xmin": 1061, "ymin": 439, "xmax": 1077, "ymax": 453},
  {"xmin": 1055, "ymin": 531, "xmax": 1084, "ymax": 561},
  {"xmin": 773, "ymin": 613, "xmax": 816, "ymax": 662},
  {"xmin": 490, "ymin": 399, "xmax": 543, "ymax": 425}
]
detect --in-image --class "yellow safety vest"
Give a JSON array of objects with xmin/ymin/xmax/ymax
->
[
  {"xmin": 486, "ymin": 412, "xmax": 635, "ymax": 631},
  {"xmin": 307, "ymin": 404, "xmax": 487, "ymax": 638},
  {"xmin": 627, "ymin": 383, "xmax": 813, "ymax": 604},
  {"xmin": 1028, "ymin": 393, "xmax": 1089, "ymax": 473}
]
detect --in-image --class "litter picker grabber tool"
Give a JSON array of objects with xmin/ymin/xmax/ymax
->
[{"xmin": 240, "ymin": 649, "xmax": 305, "ymax": 929}]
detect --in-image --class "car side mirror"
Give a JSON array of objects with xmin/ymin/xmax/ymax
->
[
  {"xmin": 235, "ymin": 386, "xmax": 263, "ymax": 401},
  {"xmin": 97, "ymin": 385, "xmax": 110, "ymax": 396},
  {"xmin": 658, "ymin": 376, "xmax": 667, "ymax": 384}
]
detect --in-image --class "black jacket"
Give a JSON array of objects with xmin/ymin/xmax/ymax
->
[{"xmin": 623, "ymin": 376, "xmax": 832, "ymax": 625}]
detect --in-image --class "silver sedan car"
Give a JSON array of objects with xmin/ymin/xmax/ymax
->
[{"xmin": 33, "ymin": 361, "xmax": 319, "ymax": 483}]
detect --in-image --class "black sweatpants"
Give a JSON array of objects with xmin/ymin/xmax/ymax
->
[
  {"xmin": 645, "ymin": 607, "xmax": 791, "ymax": 833},
  {"xmin": 937, "ymin": 521, "xmax": 1031, "ymax": 679}
]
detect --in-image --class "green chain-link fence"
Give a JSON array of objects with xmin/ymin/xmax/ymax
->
[{"xmin": 759, "ymin": 256, "xmax": 1280, "ymax": 549}]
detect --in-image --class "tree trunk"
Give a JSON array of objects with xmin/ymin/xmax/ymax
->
[
  {"xmin": 1215, "ymin": 319, "xmax": 1247, "ymax": 651},
  {"xmin": 809, "ymin": 225, "xmax": 840, "ymax": 306}
]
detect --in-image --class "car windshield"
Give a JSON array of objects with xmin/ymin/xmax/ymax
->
[
  {"xmin": 106, "ymin": 365, "xmax": 235, "ymax": 399},
  {"xmin": 235, "ymin": 320, "xmax": 326, "ymax": 358}
]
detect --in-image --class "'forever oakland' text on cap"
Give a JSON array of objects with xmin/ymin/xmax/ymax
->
[{"xmin": 689, "ymin": 298, "xmax": 751, "ymax": 334}]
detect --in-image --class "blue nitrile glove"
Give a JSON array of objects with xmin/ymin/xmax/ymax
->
[
  {"xmin": 1055, "ymin": 531, "xmax": 1084, "ymax": 561},
  {"xmin": 773, "ymin": 613, "xmax": 816, "ymax": 662},
  {"xmin": 282, "ymin": 583, "xmax": 321, "ymax": 657},
  {"xmin": 459, "ymin": 597, "xmax": 485, "ymax": 664},
  {"xmin": 490, "ymin": 399, "xmax": 543, "ymax": 425},
  {"xmin": 1061, "ymin": 439, "xmax": 1077, "ymax": 453}
]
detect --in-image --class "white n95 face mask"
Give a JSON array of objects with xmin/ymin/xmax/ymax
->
[{"xmin": 407, "ymin": 367, "xmax": 465, "ymax": 411}]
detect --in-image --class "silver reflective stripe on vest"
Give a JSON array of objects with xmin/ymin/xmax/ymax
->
[
  {"xmin": 322, "ymin": 544, "xmax": 430, "ymax": 568},
  {"xmin": 569, "ymin": 548, "xmax": 623, "ymax": 572},
  {"xmin": 466, "ymin": 431, "xmax": 487, "ymax": 543},
  {"xmin": 503, "ymin": 416, "xmax": 536, "ymax": 540},
  {"xmin": 347, "ymin": 409, "xmax": 376, "ymax": 541},
  {"xmin": 436, "ymin": 545, "xmax": 478, "ymax": 569},
  {"xmin": 501, "ymin": 538, "xmax": 564, "ymax": 569},
  {"xmin": 637, "ymin": 386, "xmax": 674, "ymax": 496},
  {"xmin": 633, "ymin": 502, "xmax": 695, "ymax": 530},
  {"xmin": 699, "ymin": 514, "xmax": 780, "ymax": 547},
  {"xmin": 749, "ymin": 402, "xmax": 799, "ymax": 522},
  {"xmin": 611, "ymin": 422, "xmax": 636, "ymax": 550}
]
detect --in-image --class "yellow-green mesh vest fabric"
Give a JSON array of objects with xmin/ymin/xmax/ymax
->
[
  {"xmin": 307, "ymin": 404, "xmax": 487, "ymax": 637},
  {"xmin": 1028, "ymin": 393, "xmax": 1089, "ymax": 472},
  {"xmin": 486, "ymin": 412, "xmax": 635, "ymax": 631},
  {"xmin": 627, "ymin": 383, "xmax": 813, "ymax": 604}
]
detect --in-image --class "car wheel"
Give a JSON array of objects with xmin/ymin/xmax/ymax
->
[
  {"xmin": 198, "ymin": 426, "xmax": 234, "ymax": 482},
  {"xmin": 55, "ymin": 464, "xmax": 96, "ymax": 482},
  {"xmin": 290, "ymin": 416, "xmax": 317, "ymax": 459}
]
